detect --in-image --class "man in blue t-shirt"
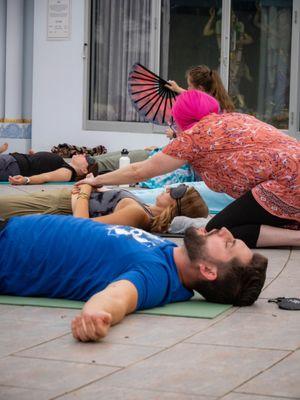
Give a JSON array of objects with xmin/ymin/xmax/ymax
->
[{"xmin": 0, "ymin": 215, "xmax": 267, "ymax": 342}]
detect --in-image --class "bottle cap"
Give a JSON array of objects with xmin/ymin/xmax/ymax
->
[{"xmin": 121, "ymin": 149, "xmax": 129, "ymax": 155}]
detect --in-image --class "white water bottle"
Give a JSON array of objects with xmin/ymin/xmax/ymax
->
[{"xmin": 119, "ymin": 149, "xmax": 130, "ymax": 187}]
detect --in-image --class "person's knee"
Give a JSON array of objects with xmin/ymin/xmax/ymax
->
[
  {"xmin": 206, "ymin": 219, "xmax": 261, "ymax": 248},
  {"xmin": 229, "ymin": 225, "xmax": 261, "ymax": 248},
  {"xmin": 206, "ymin": 217, "xmax": 223, "ymax": 231}
]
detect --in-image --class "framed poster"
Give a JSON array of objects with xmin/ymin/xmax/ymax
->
[{"xmin": 47, "ymin": 0, "xmax": 71, "ymax": 40}]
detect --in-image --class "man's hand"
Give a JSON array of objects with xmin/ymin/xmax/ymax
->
[
  {"xmin": 71, "ymin": 311, "xmax": 112, "ymax": 342},
  {"xmin": 8, "ymin": 175, "xmax": 26, "ymax": 185}
]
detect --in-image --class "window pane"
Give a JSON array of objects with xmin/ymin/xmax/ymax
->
[
  {"xmin": 160, "ymin": 1, "xmax": 222, "ymax": 90},
  {"xmin": 89, "ymin": 0, "xmax": 152, "ymax": 122},
  {"xmin": 230, "ymin": 0, "xmax": 292, "ymax": 129}
]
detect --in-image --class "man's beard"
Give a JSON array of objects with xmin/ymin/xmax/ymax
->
[{"xmin": 183, "ymin": 227, "xmax": 208, "ymax": 262}]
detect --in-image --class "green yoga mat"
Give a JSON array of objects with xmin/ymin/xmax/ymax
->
[{"xmin": 0, "ymin": 295, "xmax": 231, "ymax": 319}]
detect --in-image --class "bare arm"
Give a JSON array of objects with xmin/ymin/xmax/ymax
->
[
  {"xmin": 71, "ymin": 280, "xmax": 138, "ymax": 342},
  {"xmin": 72, "ymin": 184, "xmax": 149, "ymax": 228},
  {"xmin": 76, "ymin": 152, "xmax": 186, "ymax": 187},
  {"xmin": 165, "ymin": 80, "xmax": 186, "ymax": 94},
  {"xmin": 92, "ymin": 204, "xmax": 149, "ymax": 229},
  {"xmin": 72, "ymin": 184, "xmax": 92, "ymax": 218},
  {"xmin": 203, "ymin": 8, "xmax": 216, "ymax": 36},
  {"xmin": 8, "ymin": 167, "xmax": 72, "ymax": 185}
]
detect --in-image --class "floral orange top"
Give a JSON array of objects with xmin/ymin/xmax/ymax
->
[{"xmin": 163, "ymin": 113, "xmax": 300, "ymax": 222}]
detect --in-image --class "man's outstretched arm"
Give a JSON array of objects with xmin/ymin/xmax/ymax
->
[{"xmin": 71, "ymin": 280, "xmax": 138, "ymax": 342}]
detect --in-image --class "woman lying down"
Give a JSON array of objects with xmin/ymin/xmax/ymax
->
[{"xmin": 0, "ymin": 182, "xmax": 208, "ymax": 234}]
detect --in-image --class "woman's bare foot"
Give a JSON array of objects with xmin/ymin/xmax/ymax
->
[{"xmin": 0, "ymin": 142, "xmax": 8, "ymax": 153}]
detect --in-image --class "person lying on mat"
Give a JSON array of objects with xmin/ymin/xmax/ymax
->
[
  {"xmin": 0, "ymin": 183, "xmax": 208, "ymax": 233},
  {"xmin": 76, "ymin": 90, "xmax": 300, "ymax": 249},
  {"xmin": 0, "ymin": 145, "xmax": 98, "ymax": 184},
  {"xmin": 0, "ymin": 214, "xmax": 268, "ymax": 342},
  {"xmin": 1, "ymin": 145, "xmax": 194, "ymax": 189}
]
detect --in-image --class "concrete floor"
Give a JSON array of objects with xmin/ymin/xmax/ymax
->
[{"xmin": 0, "ymin": 183, "xmax": 299, "ymax": 400}]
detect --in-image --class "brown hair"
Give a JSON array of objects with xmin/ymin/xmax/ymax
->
[
  {"xmin": 186, "ymin": 65, "xmax": 235, "ymax": 112},
  {"xmin": 150, "ymin": 186, "xmax": 208, "ymax": 233},
  {"xmin": 193, "ymin": 253, "xmax": 268, "ymax": 306},
  {"xmin": 75, "ymin": 161, "xmax": 99, "ymax": 181}
]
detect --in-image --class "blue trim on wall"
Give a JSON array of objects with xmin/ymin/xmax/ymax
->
[{"xmin": 0, "ymin": 123, "xmax": 32, "ymax": 139}]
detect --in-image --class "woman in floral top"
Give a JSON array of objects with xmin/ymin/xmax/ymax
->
[{"xmin": 76, "ymin": 90, "xmax": 300, "ymax": 248}]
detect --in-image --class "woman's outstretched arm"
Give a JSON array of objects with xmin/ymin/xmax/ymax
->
[{"xmin": 76, "ymin": 152, "xmax": 186, "ymax": 188}]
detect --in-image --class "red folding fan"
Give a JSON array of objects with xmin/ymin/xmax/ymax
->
[{"xmin": 128, "ymin": 63, "xmax": 178, "ymax": 126}]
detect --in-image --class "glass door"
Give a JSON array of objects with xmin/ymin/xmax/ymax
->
[
  {"xmin": 229, "ymin": 0, "xmax": 293, "ymax": 129},
  {"xmin": 158, "ymin": 0, "xmax": 297, "ymax": 134},
  {"xmin": 160, "ymin": 0, "xmax": 222, "ymax": 91}
]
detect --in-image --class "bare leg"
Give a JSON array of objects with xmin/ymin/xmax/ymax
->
[
  {"xmin": 257, "ymin": 225, "xmax": 300, "ymax": 247},
  {"xmin": 0, "ymin": 143, "xmax": 8, "ymax": 153}
]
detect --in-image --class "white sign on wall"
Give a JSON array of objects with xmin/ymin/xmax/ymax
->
[{"xmin": 47, "ymin": 0, "xmax": 71, "ymax": 40}]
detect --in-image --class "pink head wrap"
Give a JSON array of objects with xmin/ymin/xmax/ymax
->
[{"xmin": 172, "ymin": 89, "xmax": 220, "ymax": 131}]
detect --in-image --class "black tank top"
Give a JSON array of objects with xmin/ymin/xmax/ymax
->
[{"xmin": 88, "ymin": 189, "xmax": 154, "ymax": 218}]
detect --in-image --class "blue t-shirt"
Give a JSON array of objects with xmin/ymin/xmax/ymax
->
[{"xmin": 0, "ymin": 215, "xmax": 193, "ymax": 310}]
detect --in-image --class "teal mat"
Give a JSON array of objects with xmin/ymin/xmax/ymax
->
[{"xmin": 0, "ymin": 296, "xmax": 231, "ymax": 319}]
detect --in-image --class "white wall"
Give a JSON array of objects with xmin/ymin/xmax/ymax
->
[
  {"xmin": 0, "ymin": 138, "xmax": 31, "ymax": 153},
  {"xmin": 31, "ymin": 0, "xmax": 168, "ymax": 152}
]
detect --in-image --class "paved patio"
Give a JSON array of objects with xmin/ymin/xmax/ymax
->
[{"xmin": 0, "ymin": 183, "xmax": 299, "ymax": 400}]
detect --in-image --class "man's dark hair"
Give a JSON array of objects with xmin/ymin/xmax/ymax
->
[
  {"xmin": 184, "ymin": 227, "xmax": 268, "ymax": 306},
  {"xmin": 193, "ymin": 254, "xmax": 268, "ymax": 306},
  {"xmin": 75, "ymin": 160, "xmax": 99, "ymax": 181}
]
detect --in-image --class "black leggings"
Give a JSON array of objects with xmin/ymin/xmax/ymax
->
[{"xmin": 206, "ymin": 191, "xmax": 295, "ymax": 248}]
